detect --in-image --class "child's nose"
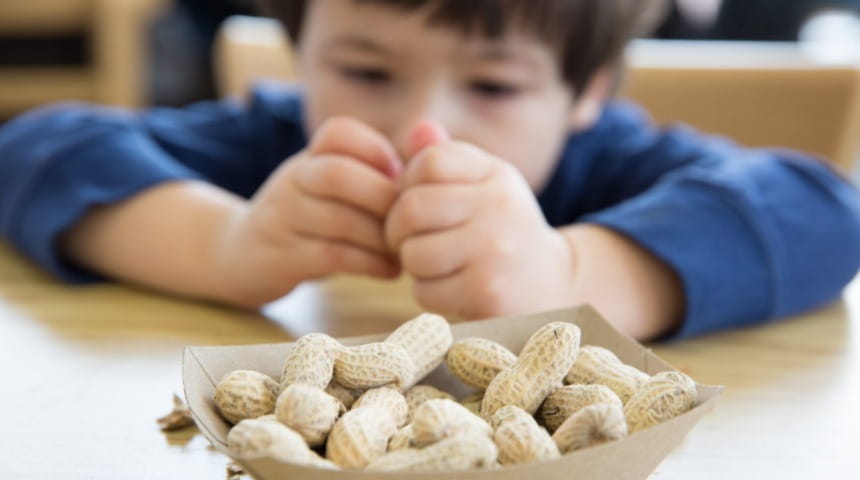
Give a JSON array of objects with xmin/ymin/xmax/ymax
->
[{"xmin": 392, "ymin": 92, "xmax": 459, "ymax": 160}]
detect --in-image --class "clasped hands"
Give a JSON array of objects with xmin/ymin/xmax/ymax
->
[{"xmin": 218, "ymin": 117, "xmax": 574, "ymax": 318}]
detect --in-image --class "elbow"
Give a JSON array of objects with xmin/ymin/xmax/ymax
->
[
  {"xmin": 781, "ymin": 188, "xmax": 860, "ymax": 315},
  {"xmin": 823, "ymin": 172, "xmax": 860, "ymax": 286},
  {"xmin": 835, "ymin": 196, "xmax": 860, "ymax": 283}
]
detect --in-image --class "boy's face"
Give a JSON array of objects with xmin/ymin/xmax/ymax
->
[{"xmin": 298, "ymin": 0, "xmax": 602, "ymax": 191}]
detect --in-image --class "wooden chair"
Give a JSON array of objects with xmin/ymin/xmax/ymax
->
[
  {"xmin": 0, "ymin": 0, "xmax": 168, "ymax": 116},
  {"xmin": 213, "ymin": 16, "xmax": 860, "ymax": 171},
  {"xmin": 622, "ymin": 40, "xmax": 860, "ymax": 171},
  {"xmin": 213, "ymin": 15, "xmax": 298, "ymax": 97}
]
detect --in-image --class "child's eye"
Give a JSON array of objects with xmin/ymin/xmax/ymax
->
[
  {"xmin": 470, "ymin": 80, "xmax": 520, "ymax": 99},
  {"xmin": 339, "ymin": 66, "xmax": 391, "ymax": 85}
]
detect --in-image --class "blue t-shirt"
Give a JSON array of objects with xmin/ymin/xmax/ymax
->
[{"xmin": 2, "ymin": 84, "xmax": 859, "ymax": 338}]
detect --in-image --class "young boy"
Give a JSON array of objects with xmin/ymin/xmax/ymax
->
[{"xmin": 1, "ymin": 0, "xmax": 859, "ymax": 341}]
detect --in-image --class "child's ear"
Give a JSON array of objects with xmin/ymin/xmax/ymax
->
[{"xmin": 567, "ymin": 67, "xmax": 614, "ymax": 132}]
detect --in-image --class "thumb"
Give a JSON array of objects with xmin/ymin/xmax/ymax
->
[{"xmin": 408, "ymin": 120, "xmax": 450, "ymax": 158}]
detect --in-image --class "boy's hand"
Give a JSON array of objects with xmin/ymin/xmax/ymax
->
[
  {"xmin": 385, "ymin": 122, "xmax": 575, "ymax": 319},
  {"xmin": 216, "ymin": 117, "xmax": 403, "ymax": 307}
]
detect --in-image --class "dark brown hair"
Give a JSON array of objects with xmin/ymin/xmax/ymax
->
[{"xmin": 259, "ymin": 0, "xmax": 661, "ymax": 94}]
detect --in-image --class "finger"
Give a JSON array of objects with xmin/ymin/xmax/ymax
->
[
  {"xmin": 402, "ymin": 141, "xmax": 495, "ymax": 188},
  {"xmin": 296, "ymin": 236, "xmax": 401, "ymax": 280},
  {"xmin": 408, "ymin": 120, "xmax": 450, "ymax": 158},
  {"xmin": 399, "ymin": 228, "xmax": 472, "ymax": 280},
  {"xmin": 309, "ymin": 116, "xmax": 402, "ymax": 178},
  {"xmin": 385, "ymin": 184, "xmax": 477, "ymax": 251},
  {"xmin": 413, "ymin": 268, "xmax": 508, "ymax": 320},
  {"xmin": 294, "ymin": 154, "xmax": 400, "ymax": 218},
  {"xmin": 289, "ymin": 194, "xmax": 390, "ymax": 255}
]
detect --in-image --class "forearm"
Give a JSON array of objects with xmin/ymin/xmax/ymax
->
[
  {"xmin": 60, "ymin": 180, "xmax": 248, "ymax": 305},
  {"xmin": 559, "ymin": 223, "xmax": 684, "ymax": 341}
]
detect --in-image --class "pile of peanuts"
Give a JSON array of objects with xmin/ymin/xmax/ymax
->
[{"xmin": 213, "ymin": 313, "xmax": 697, "ymax": 472}]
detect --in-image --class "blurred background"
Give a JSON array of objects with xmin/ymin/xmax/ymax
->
[{"xmin": 1, "ymin": 0, "xmax": 859, "ymax": 170}]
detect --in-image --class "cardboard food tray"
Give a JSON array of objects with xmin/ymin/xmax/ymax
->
[{"xmin": 183, "ymin": 305, "xmax": 722, "ymax": 480}]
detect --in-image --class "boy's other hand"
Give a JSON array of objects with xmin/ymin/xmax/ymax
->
[
  {"xmin": 385, "ymin": 123, "xmax": 575, "ymax": 319},
  {"xmin": 216, "ymin": 117, "xmax": 403, "ymax": 307}
]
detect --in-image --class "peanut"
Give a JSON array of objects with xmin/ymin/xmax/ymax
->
[
  {"xmin": 460, "ymin": 391, "xmax": 484, "ymax": 416},
  {"xmin": 624, "ymin": 371, "xmax": 697, "ymax": 433},
  {"xmin": 481, "ymin": 322, "xmax": 581, "ymax": 418},
  {"xmin": 539, "ymin": 384, "xmax": 623, "ymax": 432},
  {"xmin": 326, "ymin": 386, "xmax": 405, "ymax": 469},
  {"xmin": 215, "ymin": 370, "xmax": 279, "ymax": 424},
  {"xmin": 404, "ymin": 385, "xmax": 455, "ymax": 422},
  {"xmin": 367, "ymin": 431, "xmax": 498, "ymax": 472},
  {"xmin": 227, "ymin": 418, "xmax": 339, "ymax": 469},
  {"xmin": 324, "ymin": 381, "xmax": 362, "ymax": 409},
  {"xmin": 565, "ymin": 345, "xmax": 649, "ymax": 403},
  {"xmin": 385, "ymin": 313, "xmax": 453, "ymax": 387},
  {"xmin": 446, "ymin": 337, "xmax": 518, "ymax": 389},
  {"xmin": 352, "ymin": 387, "xmax": 409, "ymax": 428},
  {"xmin": 326, "ymin": 405, "xmax": 398, "ymax": 469},
  {"xmin": 333, "ymin": 342, "xmax": 416, "ymax": 391},
  {"xmin": 388, "ymin": 424, "xmax": 414, "ymax": 451},
  {"xmin": 411, "ymin": 399, "xmax": 492, "ymax": 448},
  {"xmin": 280, "ymin": 333, "xmax": 342, "ymax": 391},
  {"xmin": 275, "ymin": 383, "xmax": 345, "ymax": 447},
  {"xmin": 552, "ymin": 402, "xmax": 627, "ymax": 453},
  {"xmin": 488, "ymin": 404, "xmax": 527, "ymax": 430},
  {"xmin": 491, "ymin": 406, "xmax": 560, "ymax": 465}
]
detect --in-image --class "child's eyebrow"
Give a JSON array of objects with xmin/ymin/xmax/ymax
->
[
  {"xmin": 466, "ymin": 46, "xmax": 542, "ymax": 72},
  {"xmin": 324, "ymin": 35, "xmax": 394, "ymax": 57}
]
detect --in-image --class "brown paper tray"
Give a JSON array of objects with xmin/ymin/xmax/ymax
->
[{"xmin": 183, "ymin": 305, "xmax": 722, "ymax": 479}]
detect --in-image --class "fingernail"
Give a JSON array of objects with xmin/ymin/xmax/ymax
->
[{"xmin": 408, "ymin": 120, "xmax": 450, "ymax": 158}]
